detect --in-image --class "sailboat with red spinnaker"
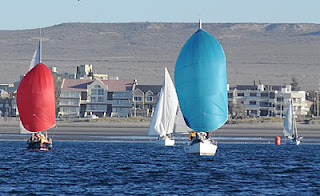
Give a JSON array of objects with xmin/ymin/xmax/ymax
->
[{"xmin": 17, "ymin": 63, "xmax": 56, "ymax": 150}]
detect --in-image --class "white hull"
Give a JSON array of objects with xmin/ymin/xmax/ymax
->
[
  {"xmin": 155, "ymin": 137, "xmax": 175, "ymax": 146},
  {"xmin": 285, "ymin": 139, "xmax": 301, "ymax": 145},
  {"xmin": 184, "ymin": 140, "xmax": 217, "ymax": 156}
]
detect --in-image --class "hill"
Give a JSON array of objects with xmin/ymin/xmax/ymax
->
[{"xmin": 0, "ymin": 22, "xmax": 320, "ymax": 90}]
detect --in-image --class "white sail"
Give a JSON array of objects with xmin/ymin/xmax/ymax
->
[
  {"xmin": 173, "ymin": 105, "xmax": 192, "ymax": 134},
  {"xmin": 29, "ymin": 39, "xmax": 42, "ymax": 70},
  {"xmin": 148, "ymin": 68, "xmax": 179, "ymax": 137},
  {"xmin": 19, "ymin": 121, "xmax": 30, "ymax": 134},
  {"xmin": 283, "ymin": 99, "xmax": 294, "ymax": 138}
]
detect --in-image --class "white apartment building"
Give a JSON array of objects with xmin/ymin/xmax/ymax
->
[
  {"xmin": 228, "ymin": 84, "xmax": 309, "ymax": 117},
  {"xmin": 59, "ymin": 78, "xmax": 135, "ymax": 118}
]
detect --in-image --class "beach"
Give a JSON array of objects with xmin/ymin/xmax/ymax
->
[{"xmin": 1, "ymin": 117, "xmax": 320, "ymax": 143}]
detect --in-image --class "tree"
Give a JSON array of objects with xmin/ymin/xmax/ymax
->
[
  {"xmin": 290, "ymin": 77, "xmax": 300, "ymax": 91},
  {"xmin": 228, "ymin": 102, "xmax": 246, "ymax": 118}
]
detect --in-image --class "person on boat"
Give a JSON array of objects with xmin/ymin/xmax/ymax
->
[
  {"xmin": 205, "ymin": 132, "xmax": 210, "ymax": 139},
  {"xmin": 189, "ymin": 132, "xmax": 196, "ymax": 141},
  {"xmin": 33, "ymin": 133, "xmax": 39, "ymax": 141},
  {"xmin": 190, "ymin": 132, "xmax": 202, "ymax": 145}
]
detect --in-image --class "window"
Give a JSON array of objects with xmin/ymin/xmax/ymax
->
[
  {"xmin": 60, "ymin": 99, "xmax": 80, "ymax": 105},
  {"xmin": 249, "ymin": 101, "xmax": 256, "ymax": 105},
  {"xmin": 251, "ymin": 110, "xmax": 257, "ymax": 115},
  {"xmin": 87, "ymin": 105, "xmax": 107, "ymax": 111},
  {"xmin": 238, "ymin": 93, "xmax": 244, "ymax": 96},
  {"xmin": 134, "ymin": 96, "xmax": 142, "ymax": 102},
  {"xmin": 260, "ymin": 102, "xmax": 269, "ymax": 107},
  {"xmin": 250, "ymin": 93, "xmax": 257, "ymax": 97},
  {"xmin": 228, "ymin": 93, "xmax": 233, "ymax": 98},
  {"xmin": 269, "ymin": 92, "xmax": 275, "ymax": 99},
  {"xmin": 91, "ymin": 85, "xmax": 104, "ymax": 95},
  {"xmin": 81, "ymin": 92, "xmax": 87, "ymax": 100},
  {"xmin": 261, "ymin": 93, "xmax": 268, "ymax": 97},
  {"xmin": 146, "ymin": 96, "xmax": 153, "ymax": 102},
  {"xmin": 107, "ymin": 92, "xmax": 113, "ymax": 100},
  {"xmin": 277, "ymin": 97, "xmax": 284, "ymax": 102}
]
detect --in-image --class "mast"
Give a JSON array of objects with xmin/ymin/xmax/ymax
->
[
  {"xmin": 39, "ymin": 28, "xmax": 42, "ymax": 63},
  {"xmin": 164, "ymin": 68, "xmax": 167, "ymax": 135},
  {"xmin": 198, "ymin": 19, "xmax": 202, "ymax": 30}
]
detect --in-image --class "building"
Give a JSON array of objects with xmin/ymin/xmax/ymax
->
[
  {"xmin": 59, "ymin": 78, "xmax": 135, "ymax": 118},
  {"xmin": 132, "ymin": 85, "xmax": 162, "ymax": 117},
  {"xmin": 0, "ymin": 90, "xmax": 17, "ymax": 117},
  {"xmin": 76, "ymin": 64, "xmax": 93, "ymax": 79},
  {"xmin": 228, "ymin": 84, "xmax": 309, "ymax": 118}
]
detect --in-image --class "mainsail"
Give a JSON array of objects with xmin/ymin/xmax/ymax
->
[
  {"xmin": 174, "ymin": 28, "xmax": 228, "ymax": 132},
  {"xmin": 29, "ymin": 40, "xmax": 42, "ymax": 70},
  {"xmin": 283, "ymin": 99, "xmax": 294, "ymax": 138},
  {"xmin": 173, "ymin": 106, "xmax": 192, "ymax": 134},
  {"xmin": 17, "ymin": 63, "xmax": 56, "ymax": 132},
  {"xmin": 148, "ymin": 68, "xmax": 179, "ymax": 137}
]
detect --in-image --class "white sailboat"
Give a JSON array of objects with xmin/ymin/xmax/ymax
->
[
  {"xmin": 283, "ymin": 99, "xmax": 302, "ymax": 145},
  {"xmin": 148, "ymin": 67, "xmax": 178, "ymax": 146},
  {"xmin": 174, "ymin": 20, "xmax": 228, "ymax": 156}
]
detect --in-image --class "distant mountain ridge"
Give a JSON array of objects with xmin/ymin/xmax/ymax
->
[{"xmin": 0, "ymin": 22, "xmax": 319, "ymax": 90}]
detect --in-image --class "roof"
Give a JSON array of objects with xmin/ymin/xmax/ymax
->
[
  {"xmin": 61, "ymin": 79, "xmax": 134, "ymax": 92},
  {"xmin": 135, "ymin": 85, "xmax": 162, "ymax": 94},
  {"xmin": 234, "ymin": 85, "xmax": 258, "ymax": 90},
  {"xmin": 230, "ymin": 85, "xmax": 283, "ymax": 91}
]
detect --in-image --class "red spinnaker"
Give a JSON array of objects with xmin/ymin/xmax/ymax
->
[{"xmin": 17, "ymin": 63, "xmax": 56, "ymax": 132}]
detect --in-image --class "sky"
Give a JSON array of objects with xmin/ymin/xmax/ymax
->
[{"xmin": 1, "ymin": 0, "xmax": 320, "ymax": 30}]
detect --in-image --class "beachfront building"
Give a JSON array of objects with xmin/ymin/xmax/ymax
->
[
  {"xmin": 0, "ymin": 90, "xmax": 17, "ymax": 117},
  {"xmin": 228, "ymin": 84, "xmax": 309, "ymax": 118},
  {"xmin": 132, "ymin": 85, "xmax": 162, "ymax": 117},
  {"xmin": 59, "ymin": 78, "xmax": 135, "ymax": 118}
]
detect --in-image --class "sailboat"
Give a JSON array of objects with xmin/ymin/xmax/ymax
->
[
  {"xmin": 174, "ymin": 20, "xmax": 228, "ymax": 156},
  {"xmin": 283, "ymin": 99, "xmax": 302, "ymax": 145},
  {"xmin": 148, "ymin": 67, "xmax": 179, "ymax": 146},
  {"xmin": 17, "ymin": 38, "xmax": 55, "ymax": 150}
]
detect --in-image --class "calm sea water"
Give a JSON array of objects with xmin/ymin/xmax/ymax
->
[{"xmin": 0, "ymin": 141, "xmax": 320, "ymax": 195}]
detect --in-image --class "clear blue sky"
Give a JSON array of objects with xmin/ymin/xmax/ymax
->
[{"xmin": 1, "ymin": 0, "xmax": 320, "ymax": 30}]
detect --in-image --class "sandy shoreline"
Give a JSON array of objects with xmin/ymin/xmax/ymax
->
[{"xmin": 1, "ymin": 118, "xmax": 320, "ymax": 143}]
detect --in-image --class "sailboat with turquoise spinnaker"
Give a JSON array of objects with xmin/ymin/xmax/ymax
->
[{"xmin": 174, "ymin": 20, "xmax": 228, "ymax": 155}]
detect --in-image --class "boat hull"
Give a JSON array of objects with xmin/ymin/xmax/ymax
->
[
  {"xmin": 27, "ymin": 141, "xmax": 52, "ymax": 151},
  {"xmin": 155, "ymin": 137, "xmax": 175, "ymax": 146},
  {"xmin": 184, "ymin": 140, "xmax": 217, "ymax": 156},
  {"xmin": 285, "ymin": 139, "xmax": 301, "ymax": 145}
]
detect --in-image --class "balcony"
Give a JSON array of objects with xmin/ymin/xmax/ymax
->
[{"xmin": 113, "ymin": 100, "xmax": 132, "ymax": 107}]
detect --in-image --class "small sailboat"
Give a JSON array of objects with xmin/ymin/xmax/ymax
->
[
  {"xmin": 174, "ymin": 20, "xmax": 228, "ymax": 156},
  {"xmin": 148, "ymin": 67, "xmax": 178, "ymax": 146},
  {"xmin": 283, "ymin": 99, "xmax": 302, "ymax": 145},
  {"xmin": 17, "ymin": 38, "xmax": 55, "ymax": 151}
]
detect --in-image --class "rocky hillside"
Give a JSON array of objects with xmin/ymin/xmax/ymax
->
[{"xmin": 0, "ymin": 22, "xmax": 320, "ymax": 90}]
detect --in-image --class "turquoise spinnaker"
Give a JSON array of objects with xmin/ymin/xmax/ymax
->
[{"xmin": 174, "ymin": 29, "xmax": 228, "ymax": 132}]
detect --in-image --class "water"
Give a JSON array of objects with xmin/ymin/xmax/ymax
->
[{"xmin": 0, "ymin": 141, "xmax": 320, "ymax": 195}]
